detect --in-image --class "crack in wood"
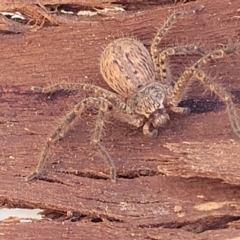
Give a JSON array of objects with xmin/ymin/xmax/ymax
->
[
  {"xmin": 0, "ymin": 0, "xmax": 200, "ymax": 34},
  {"xmin": 52, "ymin": 167, "xmax": 161, "ymax": 181},
  {"xmin": 0, "ymin": 198, "xmax": 124, "ymax": 223},
  {"xmin": 138, "ymin": 215, "xmax": 240, "ymax": 233}
]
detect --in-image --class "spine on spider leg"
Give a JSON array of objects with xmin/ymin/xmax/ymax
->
[
  {"xmin": 158, "ymin": 45, "xmax": 206, "ymax": 84},
  {"xmin": 170, "ymin": 69, "xmax": 193, "ymax": 106},
  {"xmin": 173, "ymin": 68, "xmax": 240, "ymax": 138},
  {"xmin": 226, "ymin": 98, "xmax": 240, "ymax": 137},
  {"xmin": 150, "ymin": 5, "xmax": 204, "ymax": 73},
  {"xmin": 90, "ymin": 101, "xmax": 117, "ymax": 182},
  {"xmin": 32, "ymin": 83, "xmax": 118, "ymax": 101},
  {"xmin": 32, "ymin": 83, "xmax": 133, "ymax": 115},
  {"xmin": 208, "ymin": 81, "xmax": 240, "ymax": 137},
  {"xmin": 25, "ymin": 100, "xmax": 86, "ymax": 181},
  {"xmin": 171, "ymin": 44, "xmax": 240, "ymax": 105},
  {"xmin": 206, "ymin": 78, "xmax": 240, "ymax": 137},
  {"xmin": 193, "ymin": 44, "xmax": 239, "ymax": 70},
  {"xmin": 31, "ymin": 83, "xmax": 93, "ymax": 94},
  {"xmin": 25, "ymin": 135, "xmax": 55, "ymax": 181}
]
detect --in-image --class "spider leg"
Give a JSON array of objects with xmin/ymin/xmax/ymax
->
[
  {"xmin": 25, "ymin": 97, "xmax": 116, "ymax": 181},
  {"xmin": 169, "ymin": 106, "xmax": 190, "ymax": 114},
  {"xmin": 91, "ymin": 101, "xmax": 116, "ymax": 182},
  {"xmin": 32, "ymin": 83, "xmax": 132, "ymax": 115},
  {"xmin": 32, "ymin": 83, "xmax": 114, "ymax": 97},
  {"xmin": 170, "ymin": 45, "xmax": 240, "ymax": 137},
  {"xmin": 157, "ymin": 45, "xmax": 206, "ymax": 84},
  {"xmin": 171, "ymin": 45, "xmax": 239, "ymax": 105},
  {"xmin": 150, "ymin": 5, "xmax": 204, "ymax": 81}
]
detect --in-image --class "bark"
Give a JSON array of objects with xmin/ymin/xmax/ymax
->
[{"xmin": 0, "ymin": 0, "xmax": 240, "ymax": 239}]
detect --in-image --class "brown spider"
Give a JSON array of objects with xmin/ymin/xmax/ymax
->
[{"xmin": 26, "ymin": 5, "xmax": 240, "ymax": 182}]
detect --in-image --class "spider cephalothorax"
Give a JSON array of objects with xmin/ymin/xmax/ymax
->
[{"xmin": 26, "ymin": 5, "xmax": 240, "ymax": 182}]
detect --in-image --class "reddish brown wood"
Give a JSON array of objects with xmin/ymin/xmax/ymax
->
[{"xmin": 0, "ymin": 0, "xmax": 240, "ymax": 239}]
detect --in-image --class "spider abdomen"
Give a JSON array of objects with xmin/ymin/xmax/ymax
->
[{"xmin": 100, "ymin": 38, "xmax": 156, "ymax": 98}]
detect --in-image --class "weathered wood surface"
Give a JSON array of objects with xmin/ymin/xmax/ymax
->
[
  {"xmin": 1, "ymin": 0, "xmax": 240, "ymax": 239},
  {"xmin": 0, "ymin": 0, "xmax": 175, "ymax": 10}
]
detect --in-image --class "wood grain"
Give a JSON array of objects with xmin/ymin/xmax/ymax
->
[{"xmin": 0, "ymin": 0, "xmax": 240, "ymax": 239}]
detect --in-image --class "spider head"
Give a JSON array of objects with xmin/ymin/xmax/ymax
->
[
  {"xmin": 128, "ymin": 82, "xmax": 171, "ymax": 128},
  {"xmin": 150, "ymin": 108, "xmax": 170, "ymax": 128}
]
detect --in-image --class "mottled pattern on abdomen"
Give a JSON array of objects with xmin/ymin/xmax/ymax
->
[{"xmin": 100, "ymin": 38, "xmax": 156, "ymax": 98}]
